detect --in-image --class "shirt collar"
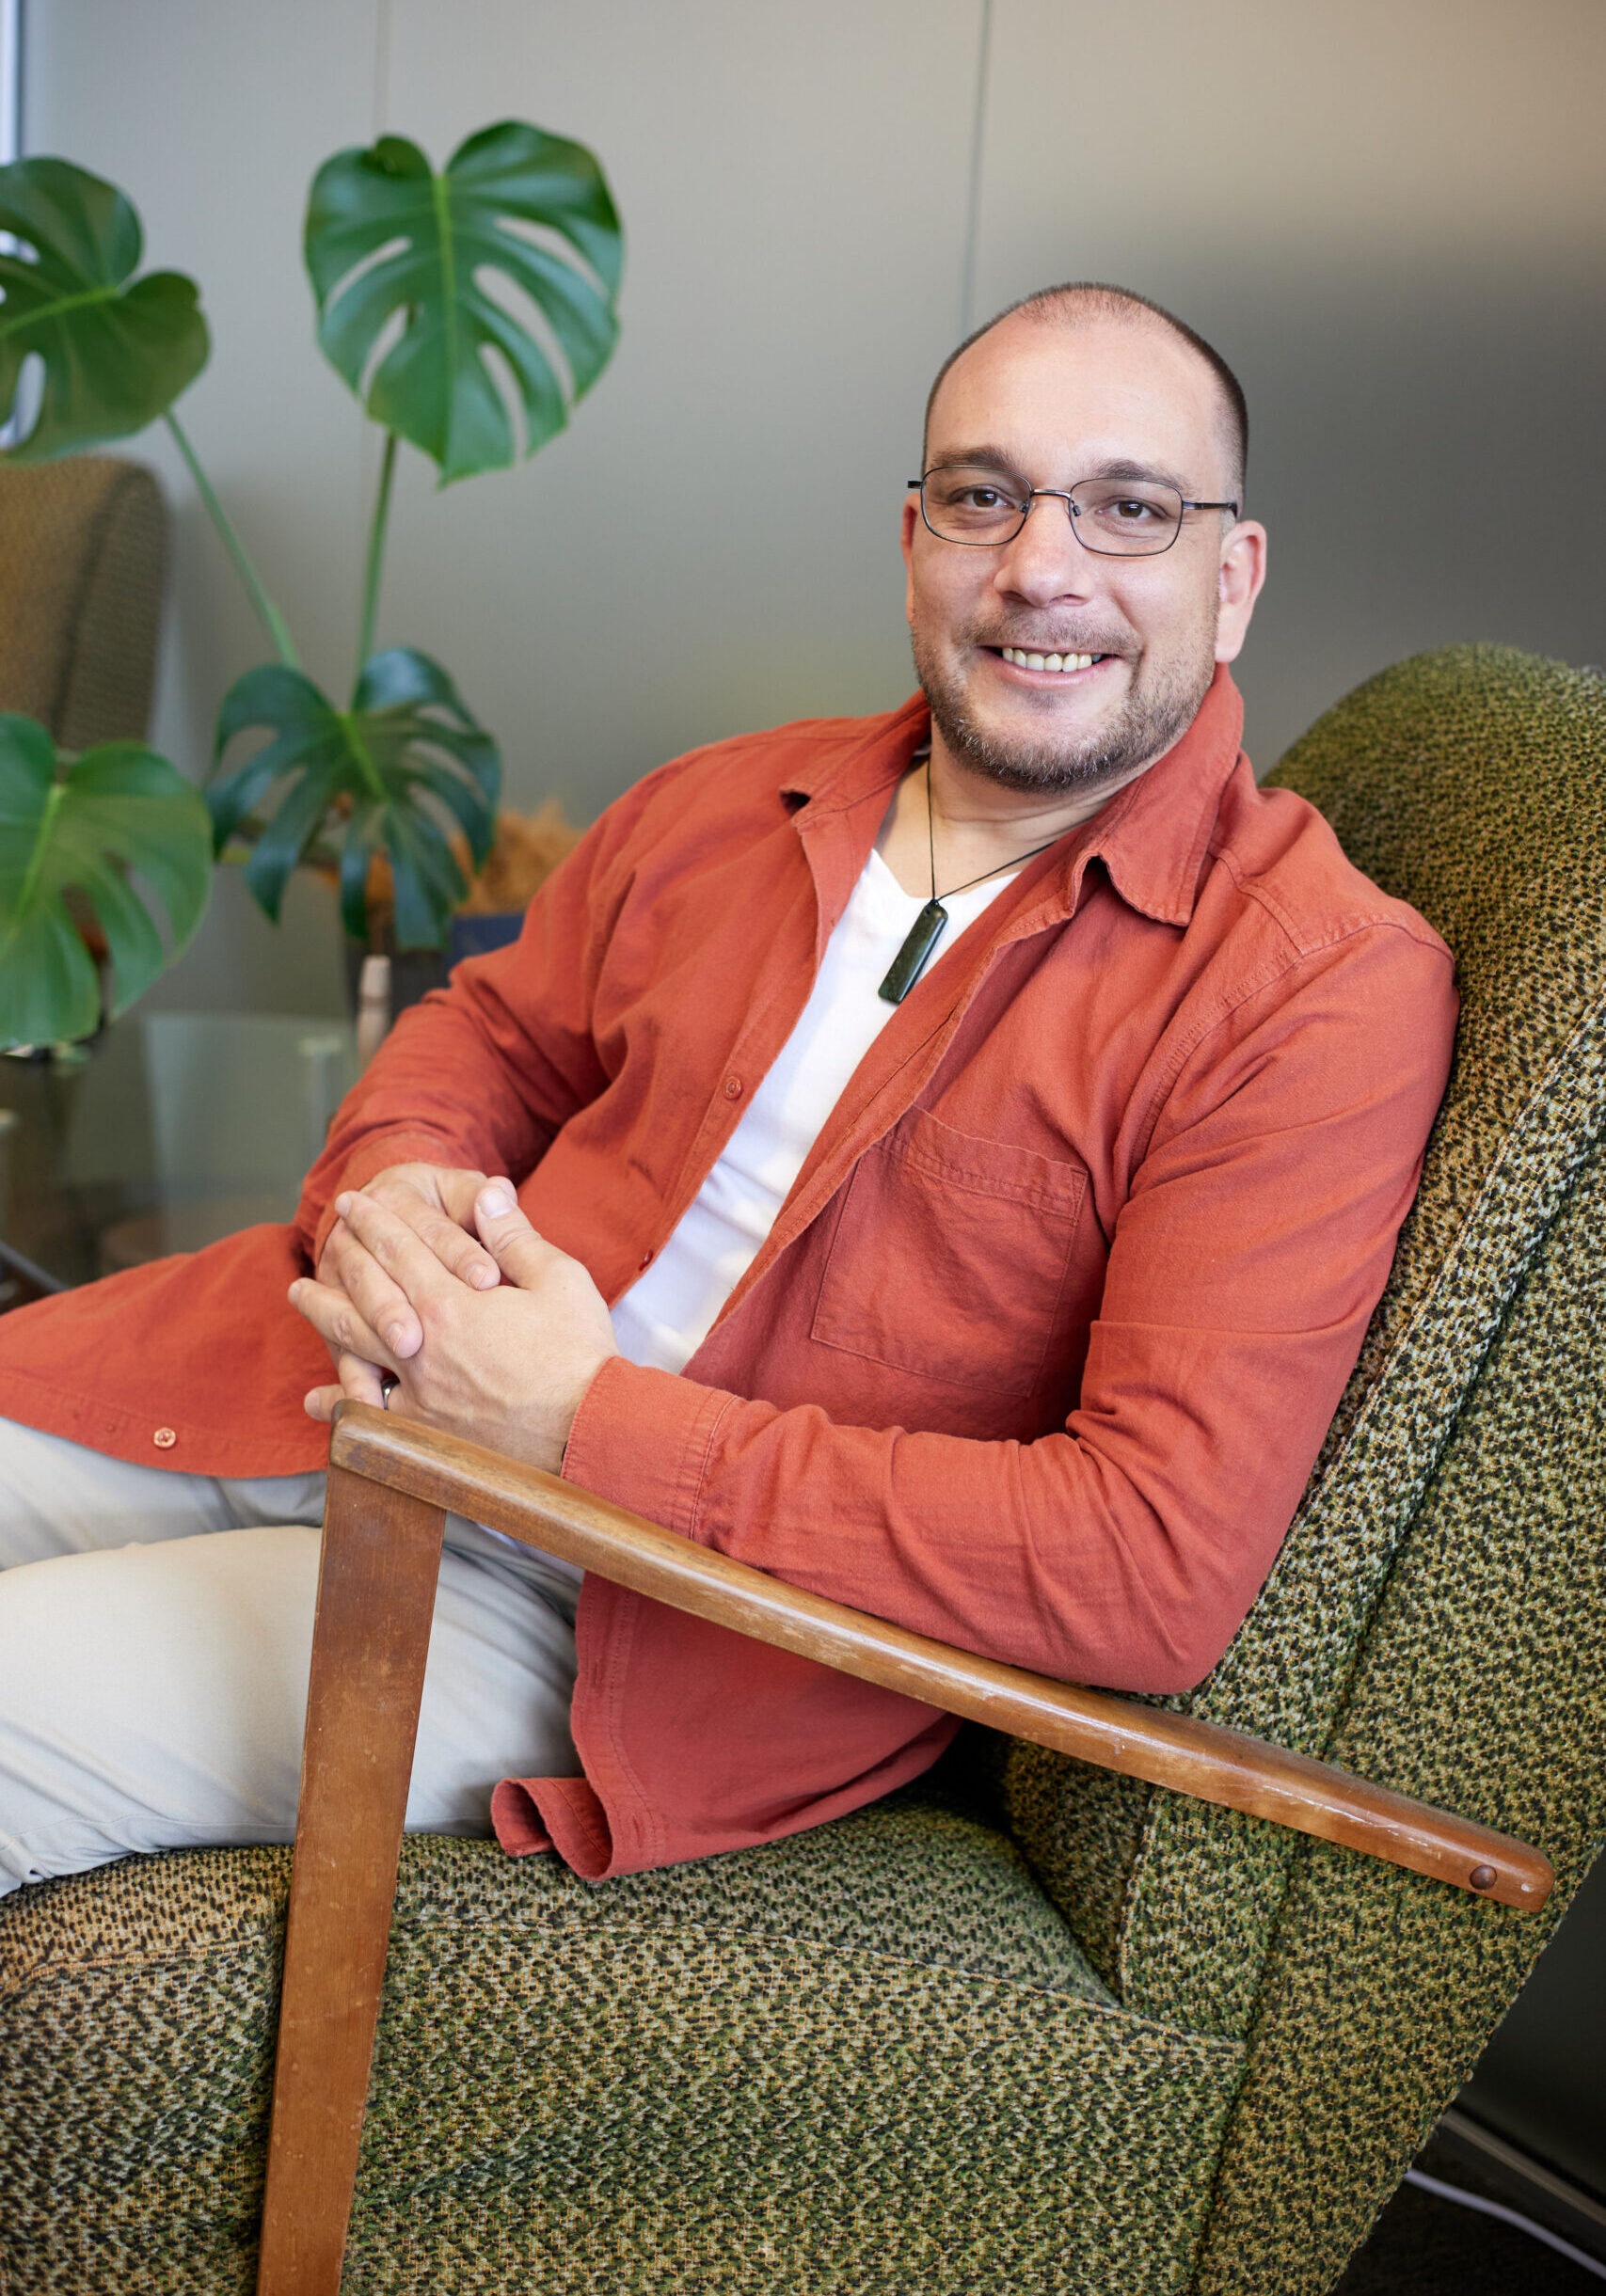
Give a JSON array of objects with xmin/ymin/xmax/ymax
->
[{"xmin": 781, "ymin": 664, "xmax": 1247, "ymax": 932}]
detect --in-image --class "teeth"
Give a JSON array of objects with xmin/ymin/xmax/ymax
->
[{"xmin": 1002, "ymin": 648, "xmax": 1098, "ymax": 673}]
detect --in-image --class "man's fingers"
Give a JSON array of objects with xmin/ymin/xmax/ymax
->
[
  {"xmin": 412, "ymin": 1209, "xmax": 501, "ymax": 1291},
  {"xmin": 318, "ymin": 1170, "xmax": 506, "ymax": 1354},
  {"xmin": 290, "ymin": 1271, "xmax": 394, "ymax": 1371},
  {"xmin": 303, "ymin": 1352, "xmax": 389, "ymax": 1422},
  {"xmin": 373, "ymin": 1169, "xmax": 502, "ymax": 1291},
  {"xmin": 304, "ymin": 1182, "xmax": 526, "ymax": 1376},
  {"xmin": 320, "ymin": 1220, "xmax": 422, "ymax": 1358},
  {"xmin": 332, "ymin": 1188, "xmax": 469, "ymax": 1329},
  {"xmin": 428, "ymin": 1169, "xmax": 511, "ymax": 1288},
  {"xmin": 337, "ymin": 1352, "xmax": 390, "ymax": 1408},
  {"xmin": 471, "ymin": 1184, "xmax": 562, "ymax": 1289}
]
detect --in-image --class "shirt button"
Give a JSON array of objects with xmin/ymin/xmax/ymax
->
[
  {"xmin": 638, "ymin": 1249, "xmax": 655, "ymax": 1270},
  {"xmin": 723, "ymin": 1075, "xmax": 743, "ymax": 1100},
  {"xmin": 152, "ymin": 1427, "xmax": 178, "ymax": 1449}
]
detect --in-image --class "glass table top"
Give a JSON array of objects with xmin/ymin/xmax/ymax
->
[{"xmin": 0, "ymin": 1011, "xmax": 358, "ymax": 1301}]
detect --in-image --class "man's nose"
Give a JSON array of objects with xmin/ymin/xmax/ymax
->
[{"xmin": 993, "ymin": 493, "xmax": 1093, "ymax": 602}]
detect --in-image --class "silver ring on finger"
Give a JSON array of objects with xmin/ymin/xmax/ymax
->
[{"xmin": 379, "ymin": 1372, "xmax": 401, "ymax": 1410}]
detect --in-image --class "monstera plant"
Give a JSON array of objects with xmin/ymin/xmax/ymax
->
[
  {"xmin": 0, "ymin": 717, "xmax": 213, "ymax": 1050},
  {"xmin": 0, "ymin": 122, "xmax": 623, "ymax": 1048},
  {"xmin": 0, "ymin": 159, "xmax": 216, "ymax": 1048}
]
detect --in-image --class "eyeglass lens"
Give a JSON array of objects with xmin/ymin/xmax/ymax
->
[{"xmin": 920, "ymin": 466, "xmax": 1185, "ymax": 555}]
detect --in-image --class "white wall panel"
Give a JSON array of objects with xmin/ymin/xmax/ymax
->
[
  {"xmin": 375, "ymin": 0, "xmax": 980, "ymax": 815},
  {"xmin": 973, "ymin": 0, "xmax": 1604, "ymax": 276},
  {"xmin": 969, "ymin": 0, "xmax": 1606, "ymax": 769}
]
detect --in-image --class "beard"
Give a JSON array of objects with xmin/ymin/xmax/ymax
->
[{"xmin": 911, "ymin": 616, "xmax": 1217, "ymax": 797}]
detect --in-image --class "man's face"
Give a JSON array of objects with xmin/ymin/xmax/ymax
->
[{"xmin": 903, "ymin": 315, "xmax": 1265, "ymax": 797}]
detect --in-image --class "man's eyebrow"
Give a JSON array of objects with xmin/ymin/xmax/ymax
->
[
  {"xmin": 927, "ymin": 447, "xmax": 1201, "ymax": 495},
  {"xmin": 1084, "ymin": 454, "xmax": 1195, "ymax": 493},
  {"xmin": 925, "ymin": 444, "xmax": 1048, "ymax": 480}
]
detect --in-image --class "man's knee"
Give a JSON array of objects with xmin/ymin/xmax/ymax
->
[
  {"xmin": 0, "ymin": 1417, "xmax": 324, "ymax": 1568},
  {"xmin": 0, "ymin": 1525, "xmax": 325, "ymax": 1893}
]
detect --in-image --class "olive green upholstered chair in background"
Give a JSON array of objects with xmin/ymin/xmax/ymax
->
[
  {"xmin": 0, "ymin": 456, "xmax": 167, "ymax": 1303},
  {"xmin": 2, "ymin": 645, "xmax": 1603, "ymax": 2295},
  {"xmin": 0, "ymin": 455, "xmax": 167, "ymax": 747}
]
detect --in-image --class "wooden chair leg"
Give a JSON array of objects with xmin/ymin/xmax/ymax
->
[{"xmin": 255, "ymin": 1465, "xmax": 445, "ymax": 2296}]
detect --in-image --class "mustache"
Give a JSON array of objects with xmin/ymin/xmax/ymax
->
[{"xmin": 966, "ymin": 624, "xmax": 1129, "ymax": 657}]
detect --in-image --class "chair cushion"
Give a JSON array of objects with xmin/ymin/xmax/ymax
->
[{"xmin": 0, "ymin": 1793, "xmax": 1244, "ymax": 2293}]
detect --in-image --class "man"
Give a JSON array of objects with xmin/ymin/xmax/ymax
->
[{"xmin": 0, "ymin": 284, "xmax": 1455, "ymax": 1892}]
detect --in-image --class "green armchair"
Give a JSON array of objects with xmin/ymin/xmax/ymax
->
[
  {"xmin": 0, "ymin": 454, "xmax": 167, "ymax": 748},
  {"xmin": 3, "ymin": 645, "xmax": 1603, "ymax": 2295}
]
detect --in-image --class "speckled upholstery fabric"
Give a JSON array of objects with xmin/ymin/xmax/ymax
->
[
  {"xmin": 0, "ymin": 456, "xmax": 167, "ymax": 748},
  {"xmin": 1, "ymin": 646, "xmax": 1601, "ymax": 2293},
  {"xmin": 1194, "ymin": 1116, "xmax": 1606, "ymax": 2293},
  {"xmin": 1, "ymin": 1797, "xmax": 1244, "ymax": 2293}
]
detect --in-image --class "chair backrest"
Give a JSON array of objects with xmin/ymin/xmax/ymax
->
[
  {"xmin": 0, "ymin": 455, "xmax": 167, "ymax": 749},
  {"xmin": 1000, "ymin": 644, "xmax": 1606, "ymax": 2033}
]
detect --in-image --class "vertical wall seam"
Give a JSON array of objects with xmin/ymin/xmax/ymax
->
[
  {"xmin": 0, "ymin": 0, "xmax": 22, "ymax": 166},
  {"xmin": 0, "ymin": 0, "xmax": 21, "ymax": 166},
  {"xmin": 0, "ymin": 0, "xmax": 25, "ymax": 448},
  {"xmin": 958, "ymin": 0, "xmax": 994, "ymax": 335},
  {"xmin": 356, "ymin": 0, "xmax": 395, "ymax": 667},
  {"xmin": 374, "ymin": 0, "xmax": 392, "ymax": 138}
]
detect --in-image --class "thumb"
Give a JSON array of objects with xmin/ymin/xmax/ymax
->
[{"xmin": 472, "ymin": 1182, "xmax": 552, "ymax": 1286}]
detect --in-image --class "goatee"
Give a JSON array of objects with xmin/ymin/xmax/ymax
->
[{"xmin": 912, "ymin": 630, "xmax": 1216, "ymax": 796}]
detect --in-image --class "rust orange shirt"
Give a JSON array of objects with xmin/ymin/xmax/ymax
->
[{"xmin": 0, "ymin": 669, "xmax": 1456, "ymax": 1878}]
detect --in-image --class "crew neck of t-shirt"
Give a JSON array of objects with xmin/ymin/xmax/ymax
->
[{"xmin": 861, "ymin": 842, "xmax": 1021, "ymax": 929}]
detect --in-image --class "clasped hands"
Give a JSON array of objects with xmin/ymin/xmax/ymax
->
[{"xmin": 289, "ymin": 1163, "xmax": 618, "ymax": 1476}]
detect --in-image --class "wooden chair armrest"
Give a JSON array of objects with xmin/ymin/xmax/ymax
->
[
  {"xmin": 255, "ymin": 1401, "xmax": 1551, "ymax": 2294},
  {"xmin": 329, "ymin": 1402, "xmax": 1551, "ymax": 1912}
]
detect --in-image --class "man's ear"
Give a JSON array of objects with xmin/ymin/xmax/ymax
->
[
  {"xmin": 1214, "ymin": 519, "xmax": 1268, "ymax": 665},
  {"xmin": 900, "ymin": 495, "xmax": 920, "ymax": 626}
]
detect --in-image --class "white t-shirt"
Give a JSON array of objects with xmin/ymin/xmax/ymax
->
[
  {"xmin": 611, "ymin": 846, "xmax": 1018, "ymax": 1375},
  {"xmin": 496, "ymin": 842, "xmax": 1017, "ymax": 1597}
]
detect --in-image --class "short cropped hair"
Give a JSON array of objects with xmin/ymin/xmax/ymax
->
[{"xmin": 924, "ymin": 282, "xmax": 1248, "ymax": 504}]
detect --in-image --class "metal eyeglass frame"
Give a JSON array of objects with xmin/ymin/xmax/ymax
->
[{"xmin": 907, "ymin": 467, "xmax": 1240, "ymax": 557}]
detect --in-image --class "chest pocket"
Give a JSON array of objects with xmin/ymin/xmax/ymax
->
[{"xmin": 810, "ymin": 1105, "xmax": 1089, "ymax": 1396}]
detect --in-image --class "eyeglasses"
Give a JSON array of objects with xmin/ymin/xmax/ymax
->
[{"xmin": 909, "ymin": 464, "xmax": 1239, "ymax": 556}]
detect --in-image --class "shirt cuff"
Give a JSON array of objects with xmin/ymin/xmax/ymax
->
[{"xmin": 561, "ymin": 1353, "xmax": 733, "ymax": 1542}]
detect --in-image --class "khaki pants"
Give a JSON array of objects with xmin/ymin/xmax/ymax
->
[{"xmin": 0, "ymin": 1417, "xmax": 580, "ymax": 1896}]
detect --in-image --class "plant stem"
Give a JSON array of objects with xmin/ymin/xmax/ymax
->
[
  {"xmin": 163, "ymin": 413, "xmax": 303, "ymax": 673},
  {"xmin": 7, "ymin": 783, "xmax": 65, "ymax": 947},
  {"xmin": 336, "ymin": 712, "xmax": 389, "ymax": 803},
  {"xmin": 356, "ymin": 429, "xmax": 399, "ymax": 689}
]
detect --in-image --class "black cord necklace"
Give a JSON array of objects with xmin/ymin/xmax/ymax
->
[{"xmin": 877, "ymin": 763, "xmax": 1066, "ymax": 1004}]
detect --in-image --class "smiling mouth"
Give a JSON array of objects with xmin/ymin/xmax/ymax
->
[{"xmin": 993, "ymin": 646, "xmax": 1109, "ymax": 675}]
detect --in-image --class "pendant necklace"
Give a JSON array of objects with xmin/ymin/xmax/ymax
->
[{"xmin": 878, "ymin": 763, "xmax": 1067, "ymax": 1005}]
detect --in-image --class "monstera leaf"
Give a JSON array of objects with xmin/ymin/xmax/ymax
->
[
  {"xmin": 0, "ymin": 714, "xmax": 214, "ymax": 1048},
  {"xmin": 0, "ymin": 157, "xmax": 208, "ymax": 462},
  {"xmin": 208, "ymin": 647, "xmax": 500, "ymax": 948},
  {"xmin": 305, "ymin": 120, "xmax": 623, "ymax": 483}
]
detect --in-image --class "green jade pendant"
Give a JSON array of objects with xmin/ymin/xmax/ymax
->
[{"xmin": 878, "ymin": 897, "xmax": 949, "ymax": 1004}]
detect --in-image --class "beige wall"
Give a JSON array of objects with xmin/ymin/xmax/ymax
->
[{"xmin": 25, "ymin": 0, "xmax": 1606, "ymax": 1011}]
